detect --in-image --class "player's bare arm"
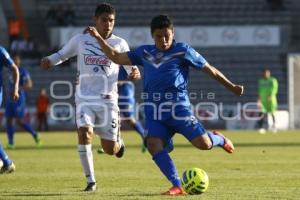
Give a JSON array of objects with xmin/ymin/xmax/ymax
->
[
  {"xmin": 11, "ymin": 63, "xmax": 19, "ymax": 101},
  {"xmin": 202, "ymin": 63, "xmax": 244, "ymax": 96},
  {"xmin": 84, "ymin": 26, "xmax": 132, "ymax": 65}
]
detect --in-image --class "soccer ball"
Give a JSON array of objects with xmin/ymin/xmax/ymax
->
[{"xmin": 181, "ymin": 168, "xmax": 209, "ymax": 195}]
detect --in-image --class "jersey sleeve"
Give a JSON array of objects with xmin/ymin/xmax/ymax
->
[
  {"xmin": 0, "ymin": 47, "xmax": 14, "ymax": 67},
  {"xmin": 47, "ymin": 34, "xmax": 80, "ymax": 66},
  {"xmin": 119, "ymin": 39, "xmax": 130, "ymax": 53},
  {"xmin": 127, "ymin": 46, "xmax": 144, "ymax": 66},
  {"xmin": 22, "ymin": 68, "xmax": 31, "ymax": 82},
  {"xmin": 184, "ymin": 45, "xmax": 207, "ymax": 70}
]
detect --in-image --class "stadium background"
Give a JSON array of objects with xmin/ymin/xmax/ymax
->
[
  {"xmin": 0, "ymin": 0, "xmax": 299, "ymax": 130},
  {"xmin": 1, "ymin": 1, "xmax": 300, "ymax": 200}
]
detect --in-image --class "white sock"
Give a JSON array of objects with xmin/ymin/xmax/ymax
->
[{"xmin": 78, "ymin": 144, "xmax": 96, "ymax": 183}]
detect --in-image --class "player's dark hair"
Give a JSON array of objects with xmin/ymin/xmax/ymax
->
[
  {"xmin": 150, "ymin": 15, "xmax": 173, "ymax": 34},
  {"xmin": 94, "ymin": 3, "xmax": 115, "ymax": 17}
]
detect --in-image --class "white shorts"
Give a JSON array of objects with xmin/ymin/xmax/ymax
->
[{"xmin": 76, "ymin": 102, "xmax": 120, "ymax": 142}]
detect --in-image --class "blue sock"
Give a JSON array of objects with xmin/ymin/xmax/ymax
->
[
  {"xmin": 6, "ymin": 124, "xmax": 15, "ymax": 145},
  {"xmin": 152, "ymin": 150, "xmax": 181, "ymax": 187},
  {"xmin": 21, "ymin": 123, "xmax": 38, "ymax": 139},
  {"xmin": 207, "ymin": 131, "xmax": 225, "ymax": 146},
  {"xmin": 132, "ymin": 121, "xmax": 145, "ymax": 139},
  {"xmin": 0, "ymin": 144, "xmax": 12, "ymax": 166}
]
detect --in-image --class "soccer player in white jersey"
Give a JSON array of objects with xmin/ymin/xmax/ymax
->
[{"xmin": 40, "ymin": 3, "xmax": 140, "ymax": 192}]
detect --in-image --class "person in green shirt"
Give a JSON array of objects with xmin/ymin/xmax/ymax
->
[{"xmin": 257, "ymin": 69, "xmax": 278, "ymax": 133}]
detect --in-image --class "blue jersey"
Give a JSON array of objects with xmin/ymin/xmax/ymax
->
[
  {"xmin": 118, "ymin": 65, "xmax": 129, "ymax": 81},
  {"xmin": 118, "ymin": 66, "xmax": 134, "ymax": 99},
  {"xmin": 5, "ymin": 67, "xmax": 30, "ymax": 118},
  {"xmin": 127, "ymin": 41, "xmax": 207, "ymax": 120},
  {"xmin": 8, "ymin": 66, "xmax": 30, "ymax": 101},
  {"xmin": 118, "ymin": 66, "xmax": 135, "ymax": 118},
  {"xmin": 0, "ymin": 46, "xmax": 14, "ymax": 105}
]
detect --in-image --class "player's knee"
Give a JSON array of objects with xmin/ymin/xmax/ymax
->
[
  {"xmin": 128, "ymin": 118, "xmax": 136, "ymax": 126},
  {"xmin": 102, "ymin": 147, "xmax": 115, "ymax": 155},
  {"xmin": 16, "ymin": 119, "xmax": 23, "ymax": 126},
  {"xmin": 78, "ymin": 130, "xmax": 93, "ymax": 144},
  {"xmin": 200, "ymin": 141, "xmax": 213, "ymax": 150},
  {"xmin": 191, "ymin": 136, "xmax": 213, "ymax": 150},
  {"xmin": 6, "ymin": 119, "xmax": 13, "ymax": 125},
  {"xmin": 84, "ymin": 132, "xmax": 93, "ymax": 140},
  {"xmin": 101, "ymin": 140, "xmax": 118, "ymax": 155},
  {"xmin": 146, "ymin": 138, "xmax": 164, "ymax": 155}
]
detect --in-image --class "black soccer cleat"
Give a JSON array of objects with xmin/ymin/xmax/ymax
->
[
  {"xmin": 83, "ymin": 182, "xmax": 97, "ymax": 192},
  {"xmin": 115, "ymin": 140, "xmax": 125, "ymax": 158}
]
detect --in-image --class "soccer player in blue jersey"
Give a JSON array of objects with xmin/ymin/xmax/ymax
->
[
  {"xmin": 118, "ymin": 65, "xmax": 146, "ymax": 152},
  {"xmin": 0, "ymin": 46, "xmax": 19, "ymax": 174},
  {"xmin": 5, "ymin": 54, "xmax": 41, "ymax": 149},
  {"xmin": 85, "ymin": 15, "xmax": 244, "ymax": 195}
]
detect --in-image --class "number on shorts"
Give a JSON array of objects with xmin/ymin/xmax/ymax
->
[{"xmin": 111, "ymin": 118, "xmax": 117, "ymax": 128}]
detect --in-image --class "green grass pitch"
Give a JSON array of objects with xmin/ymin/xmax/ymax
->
[{"xmin": 0, "ymin": 130, "xmax": 300, "ymax": 200}]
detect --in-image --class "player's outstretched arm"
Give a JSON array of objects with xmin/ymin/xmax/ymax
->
[
  {"xmin": 10, "ymin": 63, "xmax": 20, "ymax": 101},
  {"xmin": 84, "ymin": 26, "xmax": 132, "ymax": 66},
  {"xmin": 202, "ymin": 63, "xmax": 244, "ymax": 96}
]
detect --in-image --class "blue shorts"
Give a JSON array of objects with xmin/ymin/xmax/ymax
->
[
  {"xmin": 145, "ymin": 107, "xmax": 206, "ymax": 143},
  {"xmin": 118, "ymin": 98, "xmax": 135, "ymax": 119},
  {"xmin": 5, "ymin": 98, "xmax": 26, "ymax": 118}
]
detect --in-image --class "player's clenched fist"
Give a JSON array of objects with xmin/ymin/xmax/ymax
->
[
  {"xmin": 84, "ymin": 26, "xmax": 102, "ymax": 40},
  {"xmin": 232, "ymin": 85, "xmax": 244, "ymax": 96},
  {"xmin": 12, "ymin": 90, "xmax": 19, "ymax": 101},
  {"xmin": 128, "ymin": 67, "xmax": 141, "ymax": 81},
  {"xmin": 40, "ymin": 57, "xmax": 51, "ymax": 69}
]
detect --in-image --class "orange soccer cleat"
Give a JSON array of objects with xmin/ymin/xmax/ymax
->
[
  {"xmin": 213, "ymin": 131, "xmax": 234, "ymax": 153},
  {"xmin": 161, "ymin": 186, "xmax": 187, "ymax": 195}
]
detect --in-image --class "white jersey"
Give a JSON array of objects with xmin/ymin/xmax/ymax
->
[{"xmin": 48, "ymin": 33, "xmax": 134, "ymax": 104}]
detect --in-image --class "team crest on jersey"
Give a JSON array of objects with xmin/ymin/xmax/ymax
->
[
  {"xmin": 84, "ymin": 55, "xmax": 111, "ymax": 66},
  {"xmin": 156, "ymin": 52, "xmax": 164, "ymax": 59},
  {"xmin": 143, "ymin": 50, "xmax": 185, "ymax": 69}
]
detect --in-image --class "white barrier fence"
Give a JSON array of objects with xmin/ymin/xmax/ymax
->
[{"xmin": 50, "ymin": 25, "xmax": 280, "ymax": 49}]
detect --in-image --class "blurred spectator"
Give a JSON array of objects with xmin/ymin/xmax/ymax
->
[
  {"xmin": 10, "ymin": 36, "xmax": 23, "ymax": 53},
  {"xmin": 266, "ymin": 0, "xmax": 284, "ymax": 10},
  {"xmin": 36, "ymin": 88, "xmax": 49, "ymax": 131},
  {"xmin": 26, "ymin": 37, "xmax": 34, "ymax": 52},
  {"xmin": 10, "ymin": 36, "xmax": 36, "ymax": 57},
  {"xmin": 64, "ymin": 5, "xmax": 76, "ymax": 26},
  {"xmin": 46, "ymin": 5, "xmax": 75, "ymax": 26},
  {"xmin": 55, "ymin": 6, "xmax": 66, "ymax": 26},
  {"xmin": 45, "ymin": 6, "xmax": 58, "ymax": 26},
  {"xmin": 8, "ymin": 17, "xmax": 21, "ymax": 45}
]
